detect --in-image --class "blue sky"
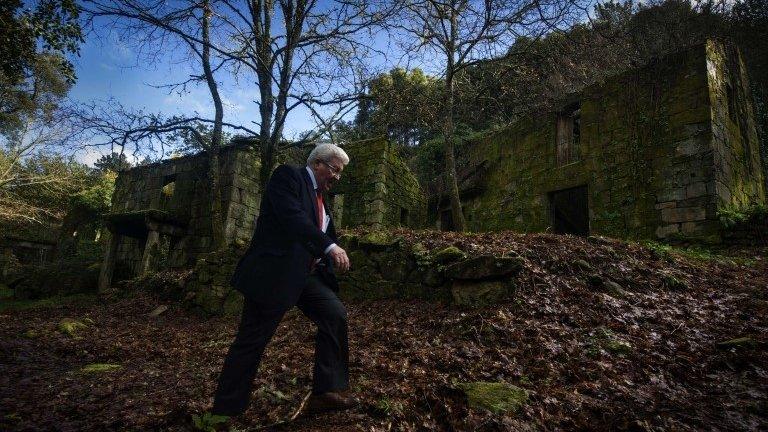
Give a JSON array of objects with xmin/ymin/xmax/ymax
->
[
  {"xmin": 70, "ymin": 29, "xmax": 273, "ymax": 165},
  {"xmin": 68, "ymin": 10, "xmax": 398, "ymax": 167},
  {"xmin": 67, "ymin": 0, "xmax": 587, "ymax": 167}
]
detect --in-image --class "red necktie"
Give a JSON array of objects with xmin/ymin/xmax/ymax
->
[{"xmin": 316, "ymin": 191, "xmax": 324, "ymax": 229}]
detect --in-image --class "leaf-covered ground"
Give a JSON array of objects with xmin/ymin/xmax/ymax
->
[{"xmin": 1, "ymin": 231, "xmax": 767, "ymax": 431}]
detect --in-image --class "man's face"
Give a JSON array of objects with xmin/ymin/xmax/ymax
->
[{"xmin": 312, "ymin": 157, "xmax": 344, "ymax": 193}]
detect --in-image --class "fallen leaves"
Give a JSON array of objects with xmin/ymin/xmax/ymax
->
[{"xmin": 1, "ymin": 231, "xmax": 767, "ymax": 431}]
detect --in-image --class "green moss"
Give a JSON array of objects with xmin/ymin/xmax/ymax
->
[
  {"xmin": 58, "ymin": 318, "xmax": 89, "ymax": 338},
  {"xmin": 662, "ymin": 274, "xmax": 688, "ymax": 291},
  {"xmin": 458, "ymin": 381, "xmax": 528, "ymax": 414},
  {"xmin": 432, "ymin": 246, "xmax": 466, "ymax": 263},
  {"xmin": 716, "ymin": 337, "xmax": 756, "ymax": 349},
  {"xmin": 79, "ymin": 363, "xmax": 122, "ymax": 373},
  {"xmin": 359, "ymin": 231, "xmax": 397, "ymax": 248},
  {"xmin": 587, "ymin": 327, "xmax": 633, "ymax": 356},
  {"xmin": 23, "ymin": 329, "xmax": 40, "ymax": 338}
]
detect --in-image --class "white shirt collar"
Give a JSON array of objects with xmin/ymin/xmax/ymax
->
[{"xmin": 305, "ymin": 165, "xmax": 318, "ymax": 191}]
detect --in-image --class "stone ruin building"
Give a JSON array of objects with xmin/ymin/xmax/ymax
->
[
  {"xmin": 97, "ymin": 143, "xmax": 261, "ymax": 290},
  {"xmin": 98, "ymin": 39, "xmax": 767, "ymax": 292},
  {"xmin": 98, "ymin": 138, "xmax": 427, "ymax": 289},
  {"xmin": 433, "ymin": 40, "xmax": 765, "ymax": 241}
]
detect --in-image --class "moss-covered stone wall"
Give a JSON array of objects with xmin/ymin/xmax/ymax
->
[
  {"xmin": 333, "ymin": 138, "xmax": 426, "ymax": 229},
  {"xmin": 706, "ymin": 41, "xmax": 766, "ymax": 211},
  {"xmin": 109, "ymin": 144, "xmax": 260, "ymax": 277},
  {"xmin": 457, "ymin": 40, "xmax": 765, "ymax": 241}
]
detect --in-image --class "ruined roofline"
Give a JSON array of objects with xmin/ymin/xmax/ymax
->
[
  {"xmin": 120, "ymin": 139, "xmax": 255, "ymax": 174},
  {"xmin": 484, "ymin": 39, "xmax": 732, "ymax": 140},
  {"xmin": 337, "ymin": 136, "xmax": 388, "ymax": 147},
  {"xmin": 554, "ymin": 39, "xmax": 733, "ymax": 116}
]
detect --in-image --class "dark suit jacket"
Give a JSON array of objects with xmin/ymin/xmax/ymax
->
[{"xmin": 230, "ymin": 164, "xmax": 339, "ymax": 309}]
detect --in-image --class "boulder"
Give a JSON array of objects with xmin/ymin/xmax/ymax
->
[
  {"xmin": 446, "ymin": 256, "xmax": 523, "ymax": 280},
  {"xmin": 149, "ymin": 305, "xmax": 168, "ymax": 317},
  {"xmin": 458, "ymin": 381, "xmax": 528, "ymax": 414}
]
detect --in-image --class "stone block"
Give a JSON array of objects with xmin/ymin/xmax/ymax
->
[
  {"xmin": 685, "ymin": 182, "xmax": 708, "ymax": 199},
  {"xmin": 656, "ymin": 188, "xmax": 685, "ymax": 202},
  {"xmin": 681, "ymin": 221, "xmax": 704, "ymax": 234},
  {"xmin": 661, "ymin": 207, "xmax": 706, "ymax": 223},
  {"xmin": 655, "ymin": 224, "xmax": 679, "ymax": 238},
  {"xmin": 446, "ymin": 256, "xmax": 523, "ymax": 280}
]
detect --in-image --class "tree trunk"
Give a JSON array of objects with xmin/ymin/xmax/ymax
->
[
  {"xmin": 442, "ymin": 13, "xmax": 466, "ymax": 232},
  {"xmin": 442, "ymin": 81, "xmax": 466, "ymax": 232},
  {"xmin": 202, "ymin": 0, "xmax": 225, "ymax": 249}
]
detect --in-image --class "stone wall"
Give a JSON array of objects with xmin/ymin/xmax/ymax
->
[
  {"xmin": 337, "ymin": 232, "xmax": 522, "ymax": 307},
  {"xmin": 333, "ymin": 138, "xmax": 427, "ymax": 229},
  {"xmin": 160, "ymin": 230, "xmax": 524, "ymax": 316},
  {"xmin": 452, "ymin": 40, "xmax": 765, "ymax": 242},
  {"xmin": 108, "ymin": 143, "xmax": 260, "ymax": 278},
  {"xmin": 706, "ymin": 42, "xmax": 766, "ymax": 211}
]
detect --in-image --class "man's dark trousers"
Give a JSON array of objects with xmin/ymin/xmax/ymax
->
[{"xmin": 211, "ymin": 274, "xmax": 349, "ymax": 416}]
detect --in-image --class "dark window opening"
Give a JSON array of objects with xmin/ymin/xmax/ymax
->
[
  {"xmin": 549, "ymin": 185, "xmax": 589, "ymax": 236},
  {"xmin": 556, "ymin": 103, "xmax": 581, "ymax": 166}
]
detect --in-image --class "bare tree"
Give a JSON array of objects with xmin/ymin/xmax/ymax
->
[
  {"xmin": 0, "ymin": 54, "xmax": 81, "ymax": 225},
  {"xmin": 394, "ymin": 0, "xmax": 584, "ymax": 231},
  {"xmin": 82, "ymin": 0, "xmax": 395, "ymax": 181}
]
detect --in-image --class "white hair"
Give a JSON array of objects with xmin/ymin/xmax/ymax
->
[{"xmin": 307, "ymin": 143, "xmax": 350, "ymax": 166}]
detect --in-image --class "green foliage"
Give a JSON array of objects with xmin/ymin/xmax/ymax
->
[
  {"xmin": 717, "ymin": 203, "xmax": 768, "ymax": 228},
  {"xmin": 0, "ymin": 0, "xmax": 81, "ymax": 135},
  {"xmin": 367, "ymin": 68, "xmax": 442, "ymax": 146},
  {"xmin": 0, "ymin": 150, "xmax": 114, "ymax": 228},
  {"xmin": 641, "ymin": 240, "xmax": 758, "ymax": 266},
  {"xmin": 0, "ymin": 0, "xmax": 81, "ymax": 86},
  {"xmin": 340, "ymin": 68, "xmax": 442, "ymax": 147},
  {"xmin": 410, "ymin": 123, "xmax": 482, "ymax": 185},
  {"xmin": 71, "ymin": 170, "xmax": 116, "ymax": 215},
  {"xmin": 94, "ymin": 152, "xmax": 132, "ymax": 172},
  {"xmin": 192, "ymin": 412, "xmax": 229, "ymax": 432}
]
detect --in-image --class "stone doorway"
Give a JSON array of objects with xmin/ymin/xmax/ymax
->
[{"xmin": 549, "ymin": 185, "xmax": 589, "ymax": 236}]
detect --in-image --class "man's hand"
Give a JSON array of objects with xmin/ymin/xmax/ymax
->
[{"xmin": 328, "ymin": 245, "xmax": 350, "ymax": 273}]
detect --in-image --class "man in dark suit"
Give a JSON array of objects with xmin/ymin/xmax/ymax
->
[{"xmin": 211, "ymin": 144, "xmax": 355, "ymax": 418}]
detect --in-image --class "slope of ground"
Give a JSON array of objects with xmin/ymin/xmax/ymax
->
[{"xmin": 1, "ymin": 231, "xmax": 766, "ymax": 431}]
